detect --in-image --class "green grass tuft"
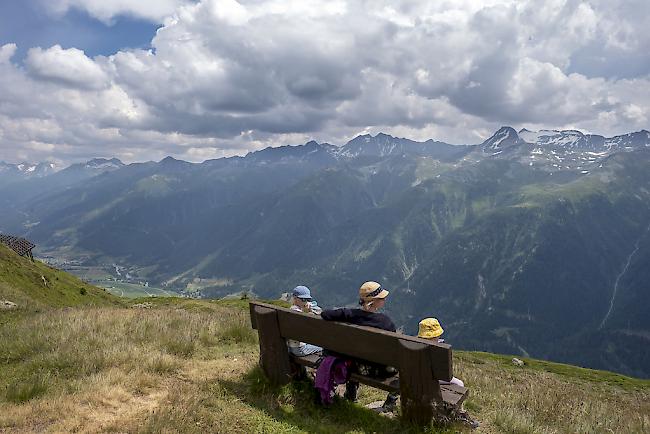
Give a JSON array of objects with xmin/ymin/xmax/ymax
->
[
  {"xmin": 5, "ymin": 374, "xmax": 48, "ymax": 403},
  {"xmin": 162, "ymin": 337, "xmax": 196, "ymax": 358},
  {"xmin": 217, "ymin": 322, "xmax": 257, "ymax": 344},
  {"xmin": 147, "ymin": 354, "xmax": 181, "ymax": 374}
]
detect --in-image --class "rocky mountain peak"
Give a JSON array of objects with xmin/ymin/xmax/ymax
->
[
  {"xmin": 86, "ymin": 158, "xmax": 124, "ymax": 169},
  {"xmin": 481, "ymin": 126, "xmax": 521, "ymax": 152},
  {"xmin": 0, "ymin": 161, "xmax": 58, "ymax": 178}
]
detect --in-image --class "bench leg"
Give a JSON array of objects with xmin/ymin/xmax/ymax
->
[
  {"xmin": 398, "ymin": 338, "xmax": 442, "ymax": 426},
  {"xmin": 254, "ymin": 306, "xmax": 292, "ymax": 386}
]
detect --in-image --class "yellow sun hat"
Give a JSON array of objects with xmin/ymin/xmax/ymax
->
[{"xmin": 418, "ymin": 318, "xmax": 444, "ymax": 339}]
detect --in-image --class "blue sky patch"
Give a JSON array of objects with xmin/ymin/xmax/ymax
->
[{"xmin": 0, "ymin": 1, "xmax": 159, "ymax": 61}]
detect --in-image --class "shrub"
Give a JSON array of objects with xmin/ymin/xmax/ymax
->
[{"xmin": 79, "ymin": 288, "xmax": 87, "ymax": 295}]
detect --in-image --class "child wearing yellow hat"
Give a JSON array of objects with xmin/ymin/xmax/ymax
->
[
  {"xmin": 418, "ymin": 317, "xmax": 464, "ymax": 388},
  {"xmin": 418, "ymin": 317, "xmax": 444, "ymax": 340}
]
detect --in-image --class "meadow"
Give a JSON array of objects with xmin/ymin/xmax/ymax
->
[
  {"xmin": 101, "ymin": 281, "xmax": 178, "ymax": 298},
  {"xmin": 1, "ymin": 298, "xmax": 648, "ymax": 433}
]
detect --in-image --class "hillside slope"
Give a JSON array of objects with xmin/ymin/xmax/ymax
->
[
  {"xmin": 0, "ymin": 244, "xmax": 119, "ymax": 310},
  {"xmin": 1, "ymin": 295, "xmax": 649, "ymax": 433}
]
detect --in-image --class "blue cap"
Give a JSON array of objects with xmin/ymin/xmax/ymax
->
[{"xmin": 292, "ymin": 285, "xmax": 312, "ymax": 300}]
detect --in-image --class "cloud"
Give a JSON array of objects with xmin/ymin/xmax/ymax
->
[
  {"xmin": 25, "ymin": 45, "xmax": 110, "ymax": 90},
  {"xmin": 0, "ymin": 43, "xmax": 17, "ymax": 64},
  {"xmin": 1, "ymin": 0, "xmax": 649, "ymax": 164}
]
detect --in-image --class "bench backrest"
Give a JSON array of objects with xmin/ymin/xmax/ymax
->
[{"xmin": 249, "ymin": 301, "xmax": 453, "ymax": 381}]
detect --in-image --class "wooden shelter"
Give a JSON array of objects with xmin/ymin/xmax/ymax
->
[{"xmin": 0, "ymin": 234, "xmax": 36, "ymax": 261}]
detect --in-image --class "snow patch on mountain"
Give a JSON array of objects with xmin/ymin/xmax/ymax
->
[
  {"xmin": 478, "ymin": 127, "xmax": 650, "ymax": 172},
  {"xmin": 0, "ymin": 161, "xmax": 59, "ymax": 178},
  {"xmin": 518, "ymin": 128, "xmax": 545, "ymax": 143}
]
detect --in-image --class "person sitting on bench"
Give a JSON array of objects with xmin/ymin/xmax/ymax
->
[
  {"xmin": 418, "ymin": 318, "xmax": 464, "ymax": 387},
  {"xmin": 287, "ymin": 285, "xmax": 323, "ymax": 356},
  {"xmin": 320, "ymin": 281, "xmax": 399, "ymax": 411}
]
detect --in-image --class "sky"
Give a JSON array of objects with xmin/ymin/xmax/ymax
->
[{"xmin": 0, "ymin": 0, "xmax": 649, "ymax": 165}]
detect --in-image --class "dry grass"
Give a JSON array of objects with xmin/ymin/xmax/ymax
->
[
  {"xmin": 454, "ymin": 352, "xmax": 650, "ymax": 433},
  {"xmin": 0, "ymin": 304, "xmax": 259, "ymax": 433},
  {"xmin": 1, "ymin": 302, "xmax": 648, "ymax": 433}
]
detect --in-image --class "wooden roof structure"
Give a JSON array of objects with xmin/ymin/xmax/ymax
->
[{"xmin": 0, "ymin": 234, "xmax": 35, "ymax": 260}]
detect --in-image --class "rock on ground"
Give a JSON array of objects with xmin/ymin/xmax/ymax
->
[{"xmin": 1, "ymin": 300, "xmax": 18, "ymax": 310}]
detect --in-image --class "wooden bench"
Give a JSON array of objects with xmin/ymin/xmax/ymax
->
[{"xmin": 249, "ymin": 301, "xmax": 469, "ymax": 425}]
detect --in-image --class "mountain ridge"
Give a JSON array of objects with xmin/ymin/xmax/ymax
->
[
  {"xmin": 1, "ymin": 126, "xmax": 649, "ymax": 378},
  {"xmin": 4, "ymin": 126, "xmax": 649, "ymax": 173}
]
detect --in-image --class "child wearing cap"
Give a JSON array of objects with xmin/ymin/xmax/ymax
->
[
  {"xmin": 418, "ymin": 318, "xmax": 464, "ymax": 388},
  {"xmin": 287, "ymin": 285, "xmax": 323, "ymax": 356}
]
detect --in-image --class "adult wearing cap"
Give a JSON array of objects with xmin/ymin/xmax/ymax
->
[
  {"xmin": 287, "ymin": 286, "xmax": 323, "ymax": 356},
  {"xmin": 320, "ymin": 281, "xmax": 398, "ymax": 409},
  {"xmin": 321, "ymin": 281, "xmax": 395, "ymax": 331},
  {"xmin": 418, "ymin": 318, "xmax": 465, "ymax": 388}
]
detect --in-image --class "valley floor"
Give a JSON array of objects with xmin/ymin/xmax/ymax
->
[{"xmin": 1, "ymin": 299, "xmax": 649, "ymax": 433}]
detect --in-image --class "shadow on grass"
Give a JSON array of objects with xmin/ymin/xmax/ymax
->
[{"xmin": 218, "ymin": 366, "xmax": 456, "ymax": 434}]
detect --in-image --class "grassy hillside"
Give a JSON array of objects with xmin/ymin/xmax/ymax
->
[
  {"xmin": 1, "ymin": 248, "xmax": 648, "ymax": 432},
  {"xmin": 0, "ymin": 244, "xmax": 119, "ymax": 310},
  {"xmin": 1, "ymin": 296, "xmax": 648, "ymax": 433}
]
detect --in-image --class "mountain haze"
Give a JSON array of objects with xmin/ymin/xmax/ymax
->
[{"xmin": 1, "ymin": 127, "xmax": 649, "ymax": 377}]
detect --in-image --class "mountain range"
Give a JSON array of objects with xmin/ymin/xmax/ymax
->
[
  {"xmin": 0, "ymin": 161, "xmax": 58, "ymax": 182},
  {"xmin": 1, "ymin": 127, "xmax": 649, "ymax": 378}
]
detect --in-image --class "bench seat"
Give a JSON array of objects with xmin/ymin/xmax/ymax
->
[
  {"xmin": 290, "ymin": 353, "xmax": 469, "ymax": 407},
  {"xmin": 251, "ymin": 301, "xmax": 470, "ymax": 425}
]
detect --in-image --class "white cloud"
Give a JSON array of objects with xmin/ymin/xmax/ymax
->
[
  {"xmin": 25, "ymin": 45, "xmax": 110, "ymax": 90},
  {"xmin": 1, "ymin": 0, "xmax": 649, "ymax": 164},
  {"xmin": 0, "ymin": 44, "xmax": 17, "ymax": 64}
]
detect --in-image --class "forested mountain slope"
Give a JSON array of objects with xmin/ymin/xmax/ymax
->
[{"xmin": 1, "ymin": 127, "xmax": 649, "ymax": 377}]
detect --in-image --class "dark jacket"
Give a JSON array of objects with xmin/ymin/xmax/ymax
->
[{"xmin": 320, "ymin": 307, "xmax": 396, "ymax": 332}]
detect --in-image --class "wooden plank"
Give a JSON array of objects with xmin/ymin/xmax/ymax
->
[
  {"xmin": 254, "ymin": 305, "xmax": 292, "ymax": 386},
  {"xmin": 290, "ymin": 353, "xmax": 320, "ymax": 368},
  {"xmin": 350, "ymin": 373, "xmax": 399, "ymax": 393},
  {"xmin": 398, "ymin": 338, "xmax": 441, "ymax": 426},
  {"xmin": 250, "ymin": 301, "xmax": 452, "ymax": 380},
  {"xmin": 429, "ymin": 344, "xmax": 453, "ymax": 381},
  {"xmin": 440, "ymin": 385, "xmax": 469, "ymax": 406},
  {"xmin": 279, "ymin": 312, "xmax": 400, "ymax": 366},
  {"xmin": 249, "ymin": 302, "xmax": 258, "ymax": 329}
]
